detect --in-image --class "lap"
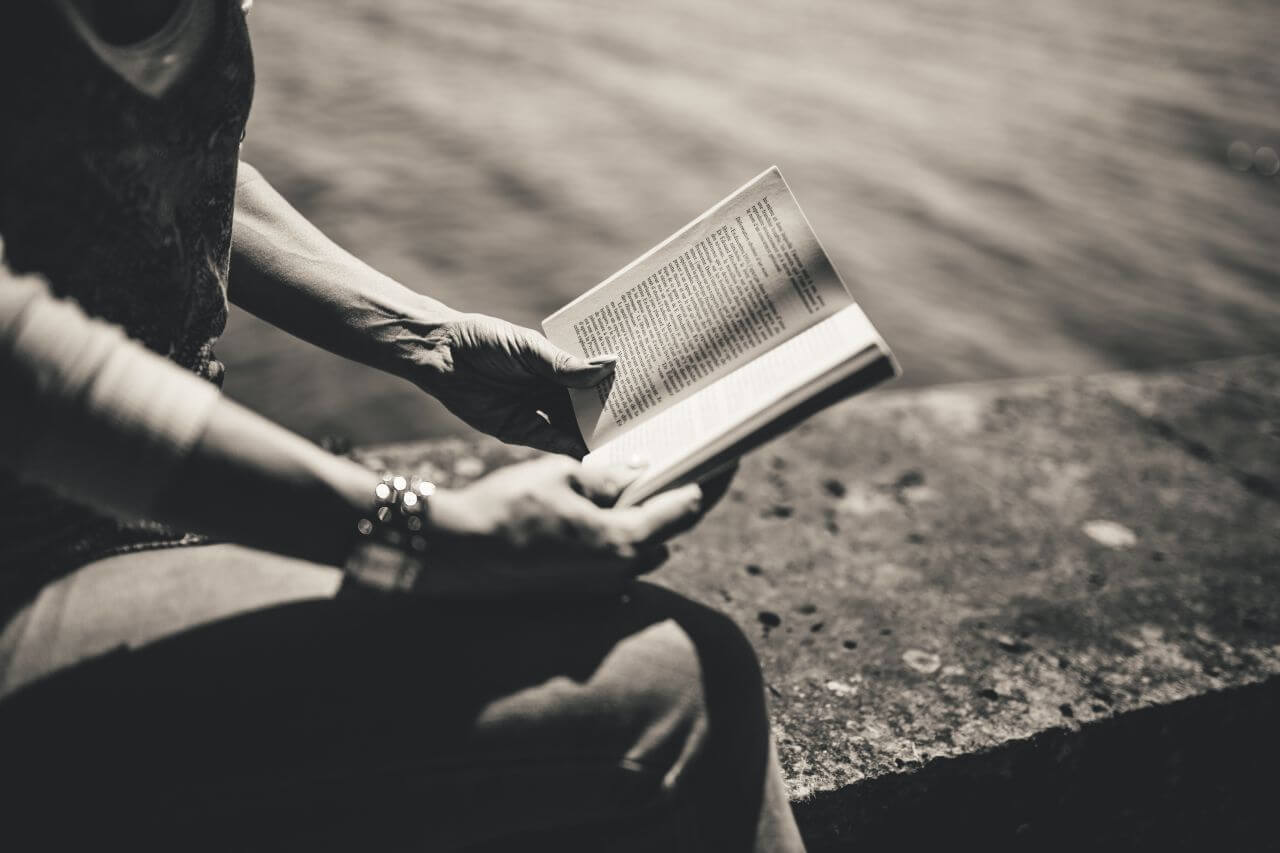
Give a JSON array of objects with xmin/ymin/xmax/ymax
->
[
  {"xmin": 0, "ymin": 544, "xmax": 766, "ymax": 850},
  {"xmin": 0, "ymin": 543, "xmax": 345, "ymax": 695}
]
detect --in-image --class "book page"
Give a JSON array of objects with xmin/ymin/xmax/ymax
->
[
  {"xmin": 543, "ymin": 166, "xmax": 852, "ymax": 450},
  {"xmin": 582, "ymin": 304, "xmax": 891, "ymax": 503}
]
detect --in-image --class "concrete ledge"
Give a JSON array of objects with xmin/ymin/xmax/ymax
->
[{"xmin": 357, "ymin": 355, "xmax": 1280, "ymax": 847}]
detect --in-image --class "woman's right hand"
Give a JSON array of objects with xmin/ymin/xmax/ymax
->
[{"xmin": 414, "ymin": 455, "xmax": 710, "ymax": 598}]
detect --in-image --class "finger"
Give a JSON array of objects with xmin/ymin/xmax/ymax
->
[
  {"xmin": 521, "ymin": 331, "xmax": 617, "ymax": 389},
  {"xmin": 571, "ymin": 458, "xmax": 649, "ymax": 505},
  {"xmin": 501, "ymin": 409, "xmax": 589, "ymax": 458},
  {"xmin": 614, "ymin": 483, "xmax": 704, "ymax": 544}
]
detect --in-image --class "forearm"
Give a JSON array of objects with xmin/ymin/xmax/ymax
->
[
  {"xmin": 1, "ymin": 276, "xmax": 378, "ymax": 566},
  {"xmin": 230, "ymin": 161, "xmax": 456, "ymax": 380},
  {"xmin": 157, "ymin": 395, "xmax": 379, "ymax": 565}
]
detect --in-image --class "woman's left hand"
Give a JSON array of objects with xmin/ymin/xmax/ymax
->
[{"xmin": 411, "ymin": 312, "xmax": 614, "ymax": 457}]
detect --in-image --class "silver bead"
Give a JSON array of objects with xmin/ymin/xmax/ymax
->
[
  {"xmin": 374, "ymin": 483, "xmax": 392, "ymax": 501},
  {"xmin": 406, "ymin": 515, "xmax": 423, "ymax": 531},
  {"xmin": 356, "ymin": 518, "xmax": 373, "ymax": 535},
  {"xmin": 392, "ymin": 476, "xmax": 408, "ymax": 492}
]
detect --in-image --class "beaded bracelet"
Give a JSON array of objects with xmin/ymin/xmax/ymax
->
[{"xmin": 344, "ymin": 473, "xmax": 436, "ymax": 591}]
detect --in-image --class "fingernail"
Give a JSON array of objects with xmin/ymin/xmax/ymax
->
[
  {"xmin": 668, "ymin": 483, "xmax": 703, "ymax": 510},
  {"xmin": 588, "ymin": 353, "xmax": 618, "ymax": 366}
]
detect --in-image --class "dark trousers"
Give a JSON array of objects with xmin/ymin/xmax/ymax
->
[{"xmin": 0, "ymin": 545, "xmax": 805, "ymax": 851}]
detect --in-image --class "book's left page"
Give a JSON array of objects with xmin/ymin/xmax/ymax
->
[{"xmin": 543, "ymin": 166, "xmax": 852, "ymax": 451}]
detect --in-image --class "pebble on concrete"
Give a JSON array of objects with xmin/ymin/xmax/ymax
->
[
  {"xmin": 1082, "ymin": 519, "xmax": 1138, "ymax": 548},
  {"xmin": 903, "ymin": 650, "xmax": 943, "ymax": 674}
]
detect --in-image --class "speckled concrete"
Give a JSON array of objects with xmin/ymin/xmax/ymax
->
[{"xmin": 357, "ymin": 354, "xmax": 1280, "ymax": 845}]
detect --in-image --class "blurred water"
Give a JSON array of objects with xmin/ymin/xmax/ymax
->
[{"xmin": 223, "ymin": 0, "xmax": 1280, "ymax": 444}]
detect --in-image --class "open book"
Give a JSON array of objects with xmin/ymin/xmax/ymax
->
[{"xmin": 543, "ymin": 166, "xmax": 899, "ymax": 506}]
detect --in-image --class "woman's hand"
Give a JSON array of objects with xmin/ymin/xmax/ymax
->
[
  {"xmin": 415, "ymin": 455, "xmax": 712, "ymax": 598},
  {"xmin": 412, "ymin": 313, "xmax": 614, "ymax": 457},
  {"xmin": 231, "ymin": 167, "xmax": 609, "ymax": 456}
]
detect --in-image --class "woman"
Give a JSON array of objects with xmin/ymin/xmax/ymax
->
[{"xmin": 0, "ymin": 2, "xmax": 806, "ymax": 850}]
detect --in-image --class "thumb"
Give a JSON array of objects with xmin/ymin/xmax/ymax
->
[
  {"xmin": 523, "ymin": 332, "xmax": 617, "ymax": 389},
  {"xmin": 616, "ymin": 483, "xmax": 705, "ymax": 545}
]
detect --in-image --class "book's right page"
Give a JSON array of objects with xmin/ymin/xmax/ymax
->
[
  {"xmin": 585, "ymin": 302, "xmax": 895, "ymax": 505},
  {"xmin": 543, "ymin": 166, "xmax": 852, "ymax": 451}
]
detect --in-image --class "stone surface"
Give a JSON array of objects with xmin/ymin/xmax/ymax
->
[{"xmin": 358, "ymin": 355, "xmax": 1280, "ymax": 846}]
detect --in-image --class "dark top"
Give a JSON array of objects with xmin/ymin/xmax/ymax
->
[{"xmin": 0, "ymin": 1, "xmax": 254, "ymax": 613}]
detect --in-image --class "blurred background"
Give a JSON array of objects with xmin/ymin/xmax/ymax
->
[{"xmin": 225, "ymin": 0, "xmax": 1280, "ymax": 444}]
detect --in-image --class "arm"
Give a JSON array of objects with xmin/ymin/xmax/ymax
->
[
  {"xmin": 230, "ymin": 162, "xmax": 614, "ymax": 456},
  {"xmin": 229, "ymin": 162, "xmax": 456, "ymax": 384},
  {"xmin": 0, "ymin": 269, "xmax": 380, "ymax": 566},
  {"xmin": 0, "ymin": 264, "xmax": 709, "ymax": 591}
]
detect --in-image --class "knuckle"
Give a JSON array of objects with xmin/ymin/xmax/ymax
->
[
  {"xmin": 591, "ymin": 523, "xmax": 634, "ymax": 559},
  {"xmin": 572, "ymin": 508, "xmax": 609, "ymax": 544},
  {"xmin": 537, "ymin": 454, "xmax": 573, "ymax": 474},
  {"xmin": 552, "ymin": 455, "xmax": 580, "ymax": 477},
  {"xmin": 612, "ymin": 518, "xmax": 645, "ymax": 547},
  {"xmin": 607, "ymin": 540, "xmax": 638, "ymax": 561}
]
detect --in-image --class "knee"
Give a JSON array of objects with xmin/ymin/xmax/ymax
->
[
  {"xmin": 631, "ymin": 582, "xmax": 767, "ymax": 708},
  {"xmin": 609, "ymin": 586, "xmax": 769, "ymax": 790}
]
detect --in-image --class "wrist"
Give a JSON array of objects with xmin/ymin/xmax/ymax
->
[
  {"xmin": 378, "ymin": 290, "xmax": 462, "ymax": 385},
  {"xmin": 423, "ymin": 486, "xmax": 489, "ymax": 546},
  {"xmin": 303, "ymin": 457, "xmax": 385, "ymax": 566},
  {"xmin": 343, "ymin": 471, "xmax": 437, "ymax": 590}
]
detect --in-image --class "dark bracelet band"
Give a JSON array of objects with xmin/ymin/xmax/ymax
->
[{"xmin": 344, "ymin": 473, "xmax": 436, "ymax": 591}]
